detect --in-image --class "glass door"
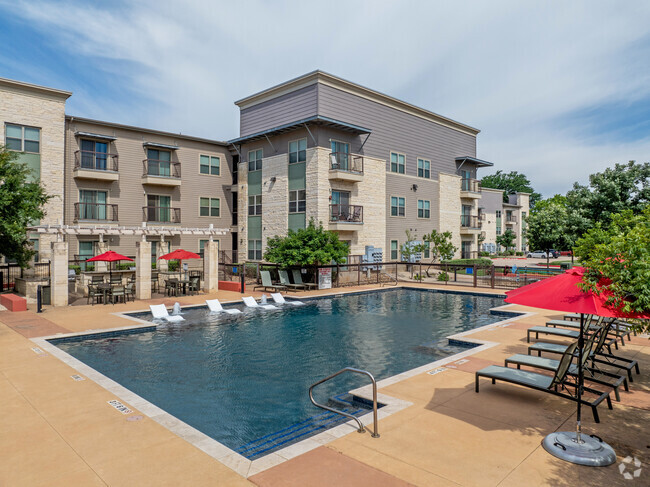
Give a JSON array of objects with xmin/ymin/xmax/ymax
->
[
  {"xmin": 330, "ymin": 141, "xmax": 349, "ymax": 170},
  {"xmin": 331, "ymin": 190, "xmax": 351, "ymax": 221},
  {"xmin": 148, "ymin": 149, "xmax": 171, "ymax": 176}
]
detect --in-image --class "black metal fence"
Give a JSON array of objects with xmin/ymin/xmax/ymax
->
[{"xmin": 0, "ymin": 262, "xmax": 51, "ymax": 292}]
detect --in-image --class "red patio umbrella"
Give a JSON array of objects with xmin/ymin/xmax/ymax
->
[
  {"xmin": 86, "ymin": 251, "xmax": 134, "ymax": 283},
  {"xmin": 159, "ymin": 249, "xmax": 200, "ymax": 279},
  {"xmin": 505, "ymin": 266, "xmax": 649, "ymax": 466}
]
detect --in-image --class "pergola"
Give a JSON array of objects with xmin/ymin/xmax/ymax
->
[{"xmin": 28, "ymin": 223, "xmax": 230, "ymax": 239}]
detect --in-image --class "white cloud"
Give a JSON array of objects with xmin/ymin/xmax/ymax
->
[{"xmin": 4, "ymin": 0, "xmax": 650, "ymax": 196}]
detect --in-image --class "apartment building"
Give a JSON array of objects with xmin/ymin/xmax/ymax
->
[
  {"xmin": 2, "ymin": 71, "xmax": 528, "ymax": 264},
  {"xmin": 229, "ymin": 71, "xmax": 515, "ymax": 261},
  {"xmin": 478, "ymin": 188, "xmax": 529, "ymax": 254},
  {"xmin": 63, "ymin": 117, "xmax": 235, "ymax": 262}
]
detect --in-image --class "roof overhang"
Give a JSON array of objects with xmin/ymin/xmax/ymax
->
[
  {"xmin": 0, "ymin": 77, "xmax": 72, "ymax": 100},
  {"xmin": 228, "ymin": 115, "xmax": 371, "ymax": 145},
  {"xmin": 455, "ymin": 156, "xmax": 494, "ymax": 168},
  {"xmin": 74, "ymin": 131, "xmax": 117, "ymax": 141},
  {"xmin": 143, "ymin": 141, "xmax": 180, "ymax": 150}
]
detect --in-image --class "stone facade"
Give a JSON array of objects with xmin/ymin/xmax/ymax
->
[
  {"xmin": 0, "ymin": 79, "xmax": 70, "ymax": 262},
  {"xmin": 437, "ymin": 172, "xmax": 462, "ymax": 258}
]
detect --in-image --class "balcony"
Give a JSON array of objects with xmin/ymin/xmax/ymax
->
[
  {"xmin": 505, "ymin": 215, "xmax": 517, "ymax": 225},
  {"xmin": 328, "ymin": 152, "xmax": 364, "ymax": 182},
  {"xmin": 143, "ymin": 206, "xmax": 181, "ymax": 224},
  {"xmin": 74, "ymin": 203, "xmax": 118, "ymax": 222},
  {"xmin": 329, "ymin": 204, "xmax": 363, "ymax": 231},
  {"xmin": 460, "ymin": 178, "xmax": 481, "ymax": 199},
  {"xmin": 141, "ymin": 160, "xmax": 181, "ymax": 186},
  {"xmin": 73, "ymin": 151, "xmax": 119, "ymax": 181},
  {"xmin": 460, "ymin": 214, "xmax": 482, "ymax": 234}
]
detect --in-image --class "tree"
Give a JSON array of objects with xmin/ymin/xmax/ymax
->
[
  {"xmin": 0, "ymin": 146, "xmax": 51, "ymax": 267},
  {"xmin": 525, "ymin": 202, "xmax": 573, "ymax": 267},
  {"xmin": 420, "ymin": 229, "xmax": 457, "ymax": 277},
  {"xmin": 575, "ymin": 207, "xmax": 650, "ymax": 331},
  {"xmin": 481, "ymin": 170, "xmax": 542, "ymax": 206},
  {"xmin": 264, "ymin": 219, "xmax": 349, "ymax": 266},
  {"xmin": 566, "ymin": 161, "xmax": 650, "ymax": 229},
  {"xmin": 496, "ymin": 229, "xmax": 516, "ymax": 253}
]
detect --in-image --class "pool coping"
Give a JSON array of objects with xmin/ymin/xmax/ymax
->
[{"xmin": 31, "ymin": 286, "xmax": 536, "ymax": 478}]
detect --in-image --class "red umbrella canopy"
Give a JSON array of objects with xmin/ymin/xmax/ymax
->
[
  {"xmin": 505, "ymin": 267, "xmax": 649, "ymax": 319},
  {"xmin": 86, "ymin": 251, "xmax": 134, "ymax": 262},
  {"xmin": 158, "ymin": 249, "xmax": 201, "ymax": 260}
]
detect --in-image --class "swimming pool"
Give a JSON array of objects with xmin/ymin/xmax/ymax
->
[{"xmin": 53, "ymin": 288, "xmax": 510, "ymax": 459}]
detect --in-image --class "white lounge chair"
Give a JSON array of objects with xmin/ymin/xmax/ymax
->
[
  {"xmin": 206, "ymin": 299, "xmax": 242, "ymax": 314},
  {"xmin": 149, "ymin": 304, "xmax": 185, "ymax": 322},
  {"xmin": 270, "ymin": 293, "xmax": 304, "ymax": 306},
  {"xmin": 242, "ymin": 296, "xmax": 277, "ymax": 310}
]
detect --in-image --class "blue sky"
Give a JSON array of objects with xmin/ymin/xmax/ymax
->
[{"xmin": 1, "ymin": 0, "xmax": 649, "ymax": 197}]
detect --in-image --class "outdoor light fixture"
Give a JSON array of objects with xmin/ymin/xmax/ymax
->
[
  {"xmin": 270, "ymin": 176, "xmax": 276, "ymax": 183},
  {"xmin": 412, "ymin": 184, "xmax": 418, "ymax": 192}
]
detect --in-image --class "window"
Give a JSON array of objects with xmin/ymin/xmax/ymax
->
[
  {"xmin": 289, "ymin": 190, "xmax": 306, "ymax": 213},
  {"xmin": 417, "ymin": 158, "xmax": 430, "ymax": 178},
  {"xmin": 80, "ymin": 139, "xmax": 108, "ymax": 170},
  {"xmin": 146, "ymin": 194, "xmax": 171, "ymax": 222},
  {"xmin": 147, "ymin": 149, "xmax": 171, "ymax": 177},
  {"xmin": 390, "ymin": 196, "xmax": 405, "ymax": 217},
  {"xmin": 289, "ymin": 139, "xmax": 307, "ymax": 164},
  {"xmin": 248, "ymin": 194, "xmax": 262, "ymax": 215},
  {"xmin": 390, "ymin": 152, "xmax": 405, "ymax": 174},
  {"xmin": 199, "ymin": 239, "xmax": 209, "ymax": 257},
  {"xmin": 423, "ymin": 242, "xmax": 430, "ymax": 259},
  {"xmin": 417, "ymin": 199, "xmax": 430, "ymax": 218},
  {"xmin": 248, "ymin": 239, "xmax": 262, "ymax": 260},
  {"xmin": 200, "ymin": 197, "xmax": 220, "ymax": 217},
  {"xmin": 79, "ymin": 190, "xmax": 107, "ymax": 220},
  {"xmin": 390, "ymin": 240, "xmax": 399, "ymax": 260},
  {"xmin": 248, "ymin": 149, "xmax": 263, "ymax": 171},
  {"xmin": 496, "ymin": 210, "xmax": 502, "ymax": 235},
  {"xmin": 200, "ymin": 155, "xmax": 220, "ymax": 175},
  {"xmin": 5, "ymin": 124, "xmax": 40, "ymax": 153},
  {"xmin": 30, "ymin": 238, "xmax": 39, "ymax": 262},
  {"xmin": 461, "ymin": 241, "xmax": 472, "ymax": 259},
  {"xmin": 330, "ymin": 140, "xmax": 350, "ymax": 169}
]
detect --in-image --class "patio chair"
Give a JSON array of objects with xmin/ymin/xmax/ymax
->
[
  {"xmin": 165, "ymin": 279, "xmax": 178, "ymax": 297},
  {"xmin": 188, "ymin": 276, "xmax": 200, "ymax": 295},
  {"xmin": 91, "ymin": 275, "xmax": 105, "ymax": 284},
  {"xmin": 528, "ymin": 319, "xmax": 640, "ymax": 382},
  {"xmin": 526, "ymin": 323, "xmax": 600, "ymax": 343},
  {"xmin": 125, "ymin": 282, "xmax": 135, "ymax": 302},
  {"xmin": 253, "ymin": 270, "xmax": 287, "ymax": 293},
  {"xmin": 242, "ymin": 296, "xmax": 277, "ymax": 310},
  {"xmin": 87, "ymin": 284, "xmax": 102, "ymax": 305},
  {"xmin": 351, "ymin": 206, "xmax": 362, "ymax": 222},
  {"xmin": 270, "ymin": 293, "xmax": 305, "ymax": 306},
  {"xmin": 292, "ymin": 269, "xmax": 318, "ymax": 290},
  {"xmin": 205, "ymin": 299, "xmax": 242, "ymax": 314},
  {"xmin": 476, "ymin": 341, "xmax": 612, "ymax": 423},
  {"xmin": 278, "ymin": 269, "xmax": 306, "ymax": 291},
  {"xmin": 504, "ymin": 329, "xmax": 628, "ymax": 401},
  {"xmin": 109, "ymin": 286, "xmax": 126, "ymax": 305},
  {"xmin": 110, "ymin": 275, "xmax": 122, "ymax": 285},
  {"xmin": 149, "ymin": 304, "xmax": 184, "ymax": 322},
  {"xmin": 546, "ymin": 315, "xmax": 630, "ymax": 347}
]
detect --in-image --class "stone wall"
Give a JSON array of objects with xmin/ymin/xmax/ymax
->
[{"xmin": 438, "ymin": 172, "xmax": 462, "ymax": 258}]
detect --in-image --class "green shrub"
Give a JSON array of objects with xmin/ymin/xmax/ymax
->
[
  {"xmin": 441, "ymin": 258, "xmax": 493, "ymax": 266},
  {"xmin": 437, "ymin": 271, "xmax": 449, "ymax": 281},
  {"xmin": 68, "ymin": 265, "xmax": 81, "ymax": 275},
  {"xmin": 168, "ymin": 261, "xmax": 179, "ymax": 271},
  {"xmin": 515, "ymin": 251, "xmax": 524, "ymax": 256}
]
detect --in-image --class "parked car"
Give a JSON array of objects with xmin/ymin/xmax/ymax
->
[
  {"xmin": 526, "ymin": 250, "xmax": 548, "ymax": 258},
  {"xmin": 548, "ymin": 249, "xmax": 560, "ymax": 258}
]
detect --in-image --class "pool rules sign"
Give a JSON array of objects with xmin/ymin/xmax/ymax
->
[{"xmin": 318, "ymin": 268, "xmax": 332, "ymax": 290}]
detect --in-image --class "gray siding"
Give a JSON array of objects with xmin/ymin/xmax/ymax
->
[
  {"xmin": 240, "ymin": 84, "xmax": 318, "ymax": 137},
  {"xmin": 478, "ymin": 189, "xmax": 504, "ymax": 214},
  {"xmin": 317, "ymin": 84, "xmax": 476, "ymax": 178},
  {"xmin": 385, "ymin": 174, "xmax": 440, "ymax": 253}
]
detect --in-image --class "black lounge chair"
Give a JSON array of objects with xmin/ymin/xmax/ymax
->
[
  {"xmin": 476, "ymin": 341, "xmax": 613, "ymax": 423},
  {"xmin": 546, "ymin": 315, "xmax": 630, "ymax": 347}
]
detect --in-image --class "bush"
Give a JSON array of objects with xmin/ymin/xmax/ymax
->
[
  {"xmin": 151, "ymin": 262, "xmax": 157, "ymax": 269},
  {"xmin": 68, "ymin": 265, "xmax": 81, "ymax": 275},
  {"xmin": 515, "ymin": 251, "xmax": 524, "ymax": 256},
  {"xmin": 413, "ymin": 273, "xmax": 424, "ymax": 281},
  {"xmin": 479, "ymin": 251, "xmax": 490, "ymax": 257},
  {"xmin": 441, "ymin": 258, "xmax": 493, "ymax": 266},
  {"xmin": 437, "ymin": 271, "xmax": 449, "ymax": 281},
  {"xmin": 168, "ymin": 261, "xmax": 179, "ymax": 271}
]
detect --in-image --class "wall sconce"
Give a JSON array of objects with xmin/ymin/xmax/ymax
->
[
  {"xmin": 270, "ymin": 176, "xmax": 277, "ymax": 183},
  {"xmin": 411, "ymin": 184, "xmax": 418, "ymax": 192}
]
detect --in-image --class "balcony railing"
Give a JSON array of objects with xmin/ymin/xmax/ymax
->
[
  {"xmin": 329, "ymin": 152, "xmax": 364, "ymax": 174},
  {"xmin": 330, "ymin": 204, "xmax": 363, "ymax": 223},
  {"xmin": 143, "ymin": 159, "xmax": 181, "ymax": 178},
  {"xmin": 460, "ymin": 215, "xmax": 481, "ymax": 228},
  {"xmin": 506, "ymin": 215, "xmax": 518, "ymax": 223},
  {"xmin": 460, "ymin": 178, "xmax": 481, "ymax": 192},
  {"xmin": 143, "ymin": 206, "xmax": 181, "ymax": 223},
  {"xmin": 74, "ymin": 150, "xmax": 119, "ymax": 171},
  {"xmin": 74, "ymin": 203, "xmax": 118, "ymax": 221}
]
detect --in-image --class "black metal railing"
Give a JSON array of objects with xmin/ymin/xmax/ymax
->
[
  {"xmin": 330, "ymin": 204, "xmax": 363, "ymax": 223},
  {"xmin": 142, "ymin": 159, "xmax": 181, "ymax": 178},
  {"xmin": 329, "ymin": 152, "xmax": 364, "ymax": 174},
  {"xmin": 74, "ymin": 150, "xmax": 119, "ymax": 171},
  {"xmin": 461, "ymin": 178, "xmax": 481, "ymax": 192},
  {"xmin": 506, "ymin": 215, "xmax": 517, "ymax": 223},
  {"xmin": 460, "ymin": 215, "xmax": 481, "ymax": 228},
  {"xmin": 74, "ymin": 203, "xmax": 119, "ymax": 221},
  {"xmin": 143, "ymin": 206, "xmax": 181, "ymax": 223}
]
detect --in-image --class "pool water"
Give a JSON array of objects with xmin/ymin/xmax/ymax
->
[{"xmin": 54, "ymin": 289, "xmax": 509, "ymax": 458}]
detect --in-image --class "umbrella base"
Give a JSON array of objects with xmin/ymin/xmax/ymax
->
[{"xmin": 542, "ymin": 431, "xmax": 616, "ymax": 466}]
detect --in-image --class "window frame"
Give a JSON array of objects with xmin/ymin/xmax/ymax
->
[
  {"xmin": 390, "ymin": 240, "xmax": 399, "ymax": 260},
  {"xmin": 5, "ymin": 123, "xmax": 41, "ymax": 153},
  {"xmin": 288, "ymin": 189, "xmax": 306, "ymax": 213},
  {"xmin": 248, "ymin": 148, "xmax": 263, "ymax": 172},
  {"xmin": 199, "ymin": 154, "xmax": 221, "ymax": 176},
  {"xmin": 288, "ymin": 138, "xmax": 307, "ymax": 164},
  {"xmin": 417, "ymin": 199, "xmax": 430, "ymax": 219},
  {"xmin": 199, "ymin": 197, "xmax": 220, "ymax": 217},
  {"xmin": 248, "ymin": 194, "xmax": 262, "ymax": 216},
  {"xmin": 417, "ymin": 158, "xmax": 430, "ymax": 178},
  {"xmin": 248, "ymin": 239, "xmax": 262, "ymax": 260},
  {"xmin": 390, "ymin": 195, "xmax": 406, "ymax": 217},
  {"xmin": 390, "ymin": 151, "xmax": 406, "ymax": 174}
]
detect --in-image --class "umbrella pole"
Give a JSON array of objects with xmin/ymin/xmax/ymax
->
[{"xmin": 576, "ymin": 313, "xmax": 585, "ymax": 444}]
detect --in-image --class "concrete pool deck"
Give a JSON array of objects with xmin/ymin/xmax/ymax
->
[{"xmin": 1, "ymin": 284, "xmax": 648, "ymax": 486}]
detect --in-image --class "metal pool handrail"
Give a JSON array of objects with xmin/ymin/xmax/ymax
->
[{"xmin": 308, "ymin": 367, "xmax": 380, "ymax": 438}]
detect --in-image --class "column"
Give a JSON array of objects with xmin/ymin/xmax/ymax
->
[
  {"xmin": 50, "ymin": 241, "xmax": 68, "ymax": 307},
  {"xmin": 157, "ymin": 236, "xmax": 168, "ymax": 272},
  {"xmin": 95, "ymin": 238, "xmax": 109, "ymax": 272},
  {"xmin": 203, "ymin": 240, "xmax": 219, "ymax": 293},
  {"xmin": 135, "ymin": 240, "xmax": 152, "ymax": 300}
]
